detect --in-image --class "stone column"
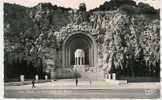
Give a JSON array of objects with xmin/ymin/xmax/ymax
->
[
  {"xmin": 112, "ymin": 73, "xmax": 116, "ymax": 80},
  {"xmin": 76, "ymin": 57, "xmax": 78, "ymax": 65},
  {"xmin": 20, "ymin": 75, "xmax": 24, "ymax": 82},
  {"xmin": 75, "ymin": 57, "xmax": 76, "ymax": 65},
  {"xmin": 83, "ymin": 57, "xmax": 85, "ymax": 65},
  {"xmin": 80, "ymin": 57, "xmax": 82, "ymax": 65},
  {"xmin": 78, "ymin": 57, "xmax": 80, "ymax": 65}
]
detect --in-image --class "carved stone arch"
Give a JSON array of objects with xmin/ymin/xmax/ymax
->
[{"xmin": 62, "ymin": 31, "xmax": 97, "ymax": 68}]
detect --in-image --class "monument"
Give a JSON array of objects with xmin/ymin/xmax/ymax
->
[
  {"xmin": 3, "ymin": 0, "xmax": 160, "ymax": 99},
  {"xmin": 4, "ymin": 1, "xmax": 160, "ymax": 81}
]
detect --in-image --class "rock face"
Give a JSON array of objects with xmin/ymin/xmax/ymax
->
[{"xmin": 4, "ymin": 0, "xmax": 160, "ymax": 80}]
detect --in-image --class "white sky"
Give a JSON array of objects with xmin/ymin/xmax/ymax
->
[{"xmin": 3, "ymin": 0, "xmax": 161, "ymax": 10}]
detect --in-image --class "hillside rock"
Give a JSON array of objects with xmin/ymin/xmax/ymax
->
[{"xmin": 4, "ymin": 1, "xmax": 160, "ymax": 79}]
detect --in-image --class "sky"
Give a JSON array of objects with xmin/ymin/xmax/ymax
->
[{"xmin": 3, "ymin": 0, "xmax": 161, "ymax": 10}]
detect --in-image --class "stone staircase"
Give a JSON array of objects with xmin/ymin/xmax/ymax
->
[
  {"xmin": 75, "ymin": 66, "xmax": 104, "ymax": 81},
  {"xmin": 78, "ymin": 71, "xmax": 104, "ymax": 81},
  {"xmin": 54, "ymin": 66, "xmax": 104, "ymax": 81}
]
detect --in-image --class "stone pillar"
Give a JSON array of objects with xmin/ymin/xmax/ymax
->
[
  {"xmin": 35, "ymin": 75, "xmax": 39, "ymax": 81},
  {"xmin": 80, "ymin": 57, "xmax": 82, "ymax": 65},
  {"xmin": 20, "ymin": 75, "xmax": 24, "ymax": 82},
  {"xmin": 76, "ymin": 57, "xmax": 78, "ymax": 65},
  {"xmin": 45, "ymin": 75, "xmax": 48, "ymax": 80},
  {"xmin": 112, "ymin": 73, "xmax": 116, "ymax": 80},
  {"xmin": 83, "ymin": 57, "xmax": 85, "ymax": 65},
  {"xmin": 108, "ymin": 74, "xmax": 111, "ymax": 79},
  {"xmin": 78, "ymin": 57, "xmax": 80, "ymax": 65},
  {"xmin": 75, "ymin": 58, "xmax": 77, "ymax": 65}
]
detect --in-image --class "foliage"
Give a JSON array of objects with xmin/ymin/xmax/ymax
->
[{"xmin": 90, "ymin": 0, "xmax": 159, "ymax": 15}]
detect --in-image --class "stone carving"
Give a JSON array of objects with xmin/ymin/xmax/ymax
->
[{"xmin": 72, "ymin": 3, "xmax": 89, "ymax": 25}]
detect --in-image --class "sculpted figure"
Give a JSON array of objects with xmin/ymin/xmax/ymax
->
[
  {"xmin": 103, "ymin": 50, "xmax": 115, "ymax": 75},
  {"xmin": 106, "ymin": 53, "xmax": 114, "ymax": 74},
  {"xmin": 73, "ymin": 3, "xmax": 89, "ymax": 24},
  {"xmin": 90, "ymin": 15, "xmax": 97, "ymax": 29}
]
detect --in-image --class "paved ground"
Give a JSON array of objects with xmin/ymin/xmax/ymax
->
[{"xmin": 4, "ymin": 80, "xmax": 160, "ymax": 99}]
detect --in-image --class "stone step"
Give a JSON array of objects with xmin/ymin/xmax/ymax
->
[
  {"xmin": 78, "ymin": 71, "xmax": 104, "ymax": 81},
  {"xmin": 105, "ymin": 79, "xmax": 128, "ymax": 85}
]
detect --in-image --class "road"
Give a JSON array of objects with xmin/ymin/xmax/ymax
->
[
  {"xmin": 4, "ymin": 81, "xmax": 160, "ymax": 99},
  {"xmin": 4, "ymin": 88, "xmax": 160, "ymax": 98}
]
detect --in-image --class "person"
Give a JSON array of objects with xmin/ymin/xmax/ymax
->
[
  {"xmin": 32, "ymin": 79, "xmax": 36, "ymax": 88},
  {"xmin": 75, "ymin": 76, "xmax": 78, "ymax": 86}
]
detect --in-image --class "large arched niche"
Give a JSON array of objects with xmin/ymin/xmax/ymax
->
[{"xmin": 62, "ymin": 32, "xmax": 97, "ymax": 68}]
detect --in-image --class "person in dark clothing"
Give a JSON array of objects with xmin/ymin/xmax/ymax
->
[
  {"xmin": 75, "ymin": 76, "xmax": 78, "ymax": 86},
  {"xmin": 32, "ymin": 79, "xmax": 36, "ymax": 88}
]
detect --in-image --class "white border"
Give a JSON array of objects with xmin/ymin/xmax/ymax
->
[
  {"xmin": 0, "ymin": 0, "xmax": 161, "ymax": 100},
  {"xmin": 0, "ymin": 0, "xmax": 4, "ymax": 99}
]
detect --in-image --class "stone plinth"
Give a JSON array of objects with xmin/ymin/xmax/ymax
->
[
  {"xmin": 35, "ymin": 75, "xmax": 39, "ymax": 81},
  {"xmin": 20, "ymin": 75, "xmax": 24, "ymax": 82},
  {"xmin": 112, "ymin": 73, "xmax": 116, "ymax": 80},
  {"xmin": 45, "ymin": 75, "xmax": 48, "ymax": 80}
]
